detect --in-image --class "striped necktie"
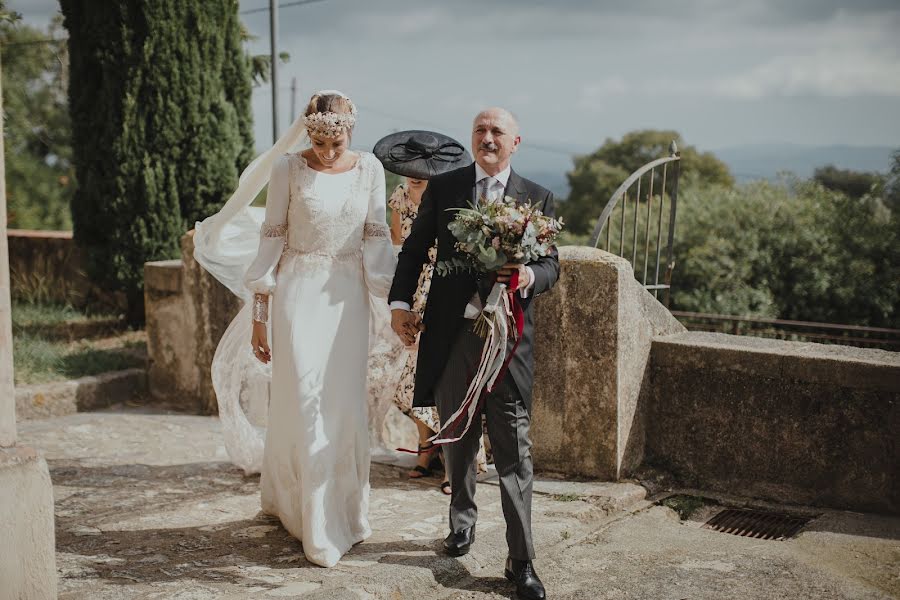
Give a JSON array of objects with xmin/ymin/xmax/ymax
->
[{"xmin": 478, "ymin": 176, "xmax": 498, "ymax": 205}]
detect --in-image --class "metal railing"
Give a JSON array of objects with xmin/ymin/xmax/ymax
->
[
  {"xmin": 589, "ymin": 141, "xmax": 681, "ymax": 306},
  {"xmin": 672, "ymin": 310, "xmax": 900, "ymax": 350}
]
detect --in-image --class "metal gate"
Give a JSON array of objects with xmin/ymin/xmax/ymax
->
[{"xmin": 589, "ymin": 141, "xmax": 681, "ymax": 306}]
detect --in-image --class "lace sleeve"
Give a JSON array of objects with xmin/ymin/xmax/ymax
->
[
  {"xmin": 261, "ymin": 223, "xmax": 287, "ymax": 238},
  {"xmin": 243, "ymin": 156, "xmax": 290, "ymax": 296},
  {"xmin": 364, "ymin": 222, "xmax": 389, "ymax": 239},
  {"xmin": 363, "ymin": 155, "xmax": 397, "ymax": 299}
]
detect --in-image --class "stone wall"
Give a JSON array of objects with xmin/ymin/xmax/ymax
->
[
  {"xmin": 8, "ymin": 229, "xmax": 88, "ymax": 304},
  {"xmin": 644, "ymin": 332, "xmax": 900, "ymax": 514},
  {"xmin": 144, "ymin": 243, "xmax": 899, "ymax": 513},
  {"xmin": 144, "ymin": 232, "xmax": 240, "ymax": 414},
  {"xmin": 7, "ymin": 229, "xmax": 124, "ymax": 311}
]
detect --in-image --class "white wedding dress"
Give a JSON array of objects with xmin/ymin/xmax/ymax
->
[{"xmin": 242, "ymin": 151, "xmax": 395, "ymax": 567}]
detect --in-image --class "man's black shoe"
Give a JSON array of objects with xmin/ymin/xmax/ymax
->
[
  {"xmin": 442, "ymin": 526, "xmax": 475, "ymax": 556},
  {"xmin": 504, "ymin": 557, "xmax": 546, "ymax": 600}
]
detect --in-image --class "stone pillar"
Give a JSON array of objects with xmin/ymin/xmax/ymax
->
[
  {"xmin": 179, "ymin": 232, "xmax": 242, "ymax": 414},
  {"xmin": 145, "ymin": 258, "xmax": 200, "ymax": 409},
  {"xmin": 531, "ymin": 247, "xmax": 684, "ymax": 480},
  {"xmin": 0, "ymin": 447, "xmax": 57, "ymax": 599},
  {"xmin": 145, "ymin": 233, "xmax": 241, "ymax": 414},
  {"xmin": 0, "ymin": 54, "xmax": 58, "ymax": 600}
]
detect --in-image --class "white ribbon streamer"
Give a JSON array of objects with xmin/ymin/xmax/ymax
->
[{"xmin": 429, "ymin": 282, "xmax": 511, "ymax": 445}]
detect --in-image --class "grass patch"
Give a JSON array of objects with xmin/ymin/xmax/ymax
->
[
  {"xmin": 13, "ymin": 335, "xmax": 64, "ymax": 384},
  {"xmin": 12, "ymin": 301, "xmax": 144, "ymax": 386},
  {"xmin": 550, "ymin": 493, "xmax": 583, "ymax": 502},
  {"xmin": 12, "ymin": 301, "xmax": 120, "ymax": 330},
  {"xmin": 13, "ymin": 333, "xmax": 146, "ymax": 386},
  {"xmin": 13, "ymin": 302, "xmax": 85, "ymax": 328},
  {"xmin": 661, "ymin": 494, "xmax": 711, "ymax": 520}
]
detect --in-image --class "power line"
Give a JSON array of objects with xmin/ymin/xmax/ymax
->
[{"xmin": 240, "ymin": 0, "xmax": 327, "ymax": 15}]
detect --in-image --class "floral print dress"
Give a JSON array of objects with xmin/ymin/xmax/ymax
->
[
  {"xmin": 389, "ymin": 184, "xmax": 487, "ymax": 472},
  {"xmin": 389, "ymin": 184, "xmax": 439, "ymax": 428}
]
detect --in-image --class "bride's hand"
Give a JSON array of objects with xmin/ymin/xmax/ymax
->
[
  {"xmin": 251, "ymin": 321, "xmax": 271, "ymax": 364},
  {"xmin": 391, "ymin": 309, "xmax": 423, "ymax": 347}
]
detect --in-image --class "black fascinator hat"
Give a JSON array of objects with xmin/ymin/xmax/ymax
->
[{"xmin": 373, "ymin": 130, "xmax": 472, "ymax": 180}]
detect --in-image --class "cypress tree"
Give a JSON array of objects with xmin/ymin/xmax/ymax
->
[{"xmin": 60, "ymin": 1, "xmax": 253, "ymax": 323}]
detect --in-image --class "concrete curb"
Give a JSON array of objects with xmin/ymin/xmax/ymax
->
[
  {"xmin": 372, "ymin": 448, "xmax": 649, "ymax": 514},
  {"xmin": 15, "ymin": 368, "xmax": 147, "ymax": 421}
]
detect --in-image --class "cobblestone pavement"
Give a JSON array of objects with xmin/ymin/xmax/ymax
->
[{"xmin": 18, "ymin": 409, "xmax": 900, "ymax": 600}]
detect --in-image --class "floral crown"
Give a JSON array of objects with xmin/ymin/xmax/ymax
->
[{"xmin": 303, "ymin": 109, "xmax": 357, "ymax": 139}]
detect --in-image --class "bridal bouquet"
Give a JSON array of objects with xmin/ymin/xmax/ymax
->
[
  {"xmin": 436, "ymin": 197, "xmax": 563, "ymax": 280},
  {"xmin": 428, "ymin": 197, "xmax": 562, "ymax": 447},
  {"xmin": 436, "ymin": 197, "xmax": 563, "ymax": 336}
]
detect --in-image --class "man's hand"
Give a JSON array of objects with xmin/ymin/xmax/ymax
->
[
  {"xmin": 496, "ymin": 262, "xmax": 530, "ymax": 291},
  {"xmin": 391, "ymin": 309, "xmax": 424, "ymax": 347}
]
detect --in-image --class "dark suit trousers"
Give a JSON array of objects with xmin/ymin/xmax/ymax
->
[{"xmin": 434, "ymin": 324, "xmax": 536, "ymax": 560}]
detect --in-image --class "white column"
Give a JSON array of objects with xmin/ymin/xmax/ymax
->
[
  {"xmin": 0, "ymin": 51, "xmax": 58, "ymax": 600},
  {"xmin": 0, "ymin": 51, "xmax": 16, "ymax": 448}
]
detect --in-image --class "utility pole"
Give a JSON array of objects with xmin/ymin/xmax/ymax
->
[
  {"xmin": 291, "ymin": 76, "xmax": 298, "ymax": 122},
  {"xmin": 269, "ymin": 0, "xmax": 279, "ymax": 142}
]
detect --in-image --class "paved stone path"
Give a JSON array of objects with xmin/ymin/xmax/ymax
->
[{"xmin": 18, "ymin": 409, "xmax": 900, "ymax": 599}]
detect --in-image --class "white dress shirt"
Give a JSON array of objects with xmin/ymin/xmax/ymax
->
[{"xmin": 391, "ymin": 163, "xmax": 536, "ymax": 317}]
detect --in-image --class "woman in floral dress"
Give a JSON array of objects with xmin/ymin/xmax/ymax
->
[{"xmin": 388, "ymin": 178, "xmax": 488, "ymax": 493}]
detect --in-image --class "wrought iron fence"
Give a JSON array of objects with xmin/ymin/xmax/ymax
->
[
  {"xmin": 589, "ymin": 141, "xmax": 681, "ymax": 306},
  {"xmin": 672, "ymin": 310, "xmax": 900, "ymax": 350}
]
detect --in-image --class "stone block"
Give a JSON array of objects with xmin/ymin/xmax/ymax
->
[
  {"xmin": 645, "ymin": 332, "xmax": 900, "ymax": 514},
  {"xmin": 15, "ymin": 369, "xmax": 147, "ymax": 421},
  {"xmin": 0, "ymin": 446, "xmax": 57, "ymax": 599},
  {"xmin": 145, "ymin": 257, "xmax": 200, "ymax": 410},
  {"xmin": 144, "ymin": 260, "xmax": 183, "ymax": 296},
  {"xmin": 531, "ymin": 246, "xmax": 684, "ymax": 480},
  {"xmin": 144, "ymin": 234, "xmax": 241, "ymax": 414},
  {"xmin": 179, "ymin": 232, "xmax": 242, "ymax": 414}
]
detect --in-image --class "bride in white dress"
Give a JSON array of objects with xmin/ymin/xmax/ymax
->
[{"xmin": 193, "ymin": 91, "xmax": 396, "ymax": 567}]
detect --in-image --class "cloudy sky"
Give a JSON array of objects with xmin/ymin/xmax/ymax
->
[{"xmin": 11, "ymin": 0, "xmax": 900, "ymax": 163}]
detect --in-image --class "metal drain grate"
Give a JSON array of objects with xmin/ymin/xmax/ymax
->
[{"xmin": 702, "ymin": 508, "xmax": 811, "ymax": 540}]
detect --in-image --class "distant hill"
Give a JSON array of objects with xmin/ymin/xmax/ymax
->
[
  {"xmin": 513, "ymin": 143, "xmax": 897, "ymax": 197},
  {"xmin": 713, "ymin": 144, "xmax": 895, "ymax": 182},
  {"xmin": 371, "ymin": 141, "xmax": 897, "ymax": 200}
]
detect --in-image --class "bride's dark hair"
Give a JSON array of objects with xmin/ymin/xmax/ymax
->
[{"xmin": 305, "ymin": 93, "xmax": 354, "ymax": 117}]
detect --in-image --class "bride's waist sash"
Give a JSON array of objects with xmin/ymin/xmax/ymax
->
[{"xmin": 278, "ymin": 246, "xmax": 362, "ymax": 272}]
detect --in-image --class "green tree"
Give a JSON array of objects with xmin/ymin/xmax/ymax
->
[
  {"xmin": 1, "ymin": 12, "xmax": 73, "ymax": 230},
  {"xmin": 812, "ymin": 164, "xmax": 884, "ymax": 200},
  {"xmin": 560, "ymin": 130, "xmax": 734, "ymax": 236},
  {"xmin": 61, "ymin": 0, "xmax": 254, "ymax": 323},
  {"xmin": 671, "ymin": 178, "xmax": 899, "ymax": 328}
]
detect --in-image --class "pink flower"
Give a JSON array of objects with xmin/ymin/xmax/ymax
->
[{"xmin": 492, "ymin": 236, "xmax": 501, "ymax": 249}]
